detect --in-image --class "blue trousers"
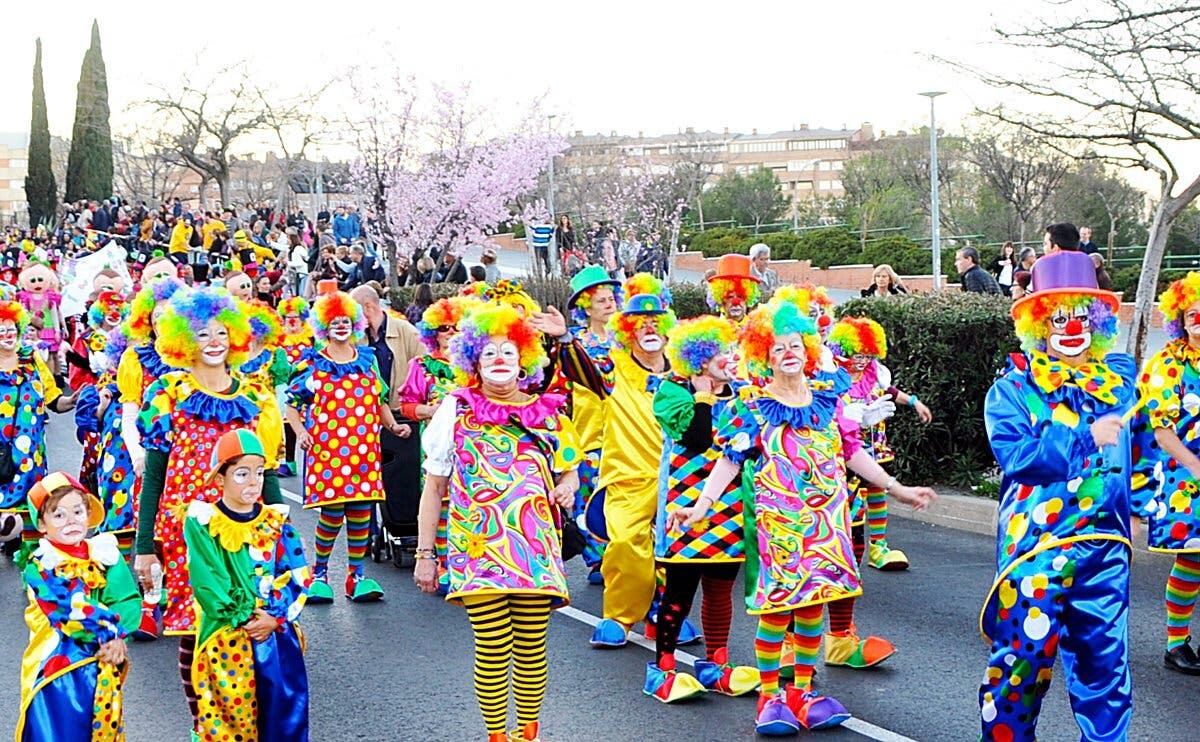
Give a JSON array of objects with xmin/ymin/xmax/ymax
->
[{"xmin": 979, "ymin": 538, "xmax": 1131, "ymax": 741}]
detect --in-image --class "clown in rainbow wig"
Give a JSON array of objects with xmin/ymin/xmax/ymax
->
[
  {"xmin": 239, "ymin": 300, "xmax": 291, "ymax": 474},
  {"xmin": 285, "ymin": 280, "xmax": 409, "ymax": 604},
  {"xmin": 980, "ymin": 249, "xmax": 1136, "ymax": 741},
  {"xmin": 278, "ymin": 296, "xmax": 315, "ymax": 366},
  {"xmin": 666, "ymin": 293, "xmax": 936, "ymax": 736},
  {"xmin": 132, "ymin": 285, "xmax": 286, "ymax": 732},
  {"xmin": 71, "ymin": 290, "xmax": 129, "ymax": 500},
  {"xmin": 645, "ymin": 314, "xmax": 761, "ymax": 703},
  {"xmin": 415, "ymin": 301, "xmax": 581, "ymax": 742},
  {"xmin": 825, "ymin": 316, "xmax": 934, "ymax": 573},
  {"xmin": 1130, "ymin": 271, "xmax": 1200, "ymax": 676},
  {"xmin": 706, "ymin": 254, "xmax": 761, "ymax": 326}
]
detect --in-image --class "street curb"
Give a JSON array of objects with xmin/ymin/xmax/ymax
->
[{"xmin": 890, "ymin": 492, "xmax": 997, "ymax": 536}]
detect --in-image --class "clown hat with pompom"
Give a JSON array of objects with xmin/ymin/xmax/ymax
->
[{"xmin": 1011, "ymin": 251, "xmax": 1119, "ymax": 319}]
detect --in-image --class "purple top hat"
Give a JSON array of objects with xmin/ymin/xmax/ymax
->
[{"xmin": 1011, "ymin": 250, "xmax": 1119, "ymax": 317}]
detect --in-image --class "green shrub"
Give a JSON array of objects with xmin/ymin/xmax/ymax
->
[
  {"xmin": 689, "ymin": 227, "xmax": 752, "ymax": 257},
  {"xmin": 669, "ymin": 282, "xmax": 709, "ymax": 319},
  {"xmin": 835, "ymin": 293, "xmax": 1020, "ymax": 485},
  {"xmin": 1109, "ymin": 265, "xmax": 1187, "ymax": 300}
]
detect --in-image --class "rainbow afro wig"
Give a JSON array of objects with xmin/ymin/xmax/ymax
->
[
  {"xmin": 154, "ymin": 287, "xmax": 253, "ymax": 369},
  {"xmin": 419, "ymin": 296, "xmax": 479, "ymax": 351},
  {"xmin": 571, "ymin": 283, "xmax": 625, "ymax": 326},
  {"xmin": 0, "ymin": 300, "xmax": 29, "ymax": 336},
  {"xmin": 449, "ymin": 302, "xmax": 547, "ymax": 390},
  {"xmin": 772, "ymin": 284, "xmax": 832, "ymax": 316},
  {"xmin": 740, "ymin": 299, "xmax": 823, "ymax": 379},
  {"xmin": 484, "ymin": 279, "xmax": 541, "ymax": 316},
  {"xmin": 609, "ymin": 273, "xmax": 677, "ymax": 351},
  {"xmin": 1011, "ymin": 292, "xmax": 1119, "ymax": 355},
  {"xmin": 707, "ymin": 277, "xmax": 761, "ymax": 313},
  {"xmin": 278, "ymin": 296, "xmax": 311, "ymax": 322},
  {"xmin": 86, "ymin": 290, "xmax": 129, "ymax": 331},
  {"xmin": 826, "ymin": 316, "xmax": 887, "ymax": 360},
  {"xmin": 460, "ymin": 281, "xmax": 489, "ymax": 300},
  {"xmin": 1160, "ymin": 272, "xmax": 1200, "ymax": 340},
  {"xmin": 666, "ymin": 316, "xmax": 737, "ymax": 377},
  {"xmin": 311, "ymin": 290, "xmax": 367, "ymax": 344},
  {"xmin": 124, "ymin": 276, "xmax": 185, "ymax": 346},
  {"xmin": 244, "ymin": 300, "xmax": 284, "ymax": 349}
]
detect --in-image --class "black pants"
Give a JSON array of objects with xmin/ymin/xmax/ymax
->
[{"xmin": 534, "ymin": 247, "xmax": 552, "ymax": 274}]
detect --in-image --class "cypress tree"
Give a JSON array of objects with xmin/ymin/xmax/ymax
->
[
  {"xmin": 65, "ymin": 20, "xmax": 113, "ymax": 203},
  {"xmin": 25, "ymin": 39, "xmax": 57, "ymax": 228}
]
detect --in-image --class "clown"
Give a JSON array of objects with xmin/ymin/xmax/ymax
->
[
  {"xmin": 706, "ymin": 254, "xmax": 761, "ymax": 325},
  {"xmin": 239, "ymin": 300, "xmax": 291, "ymax": 473},
  {"xmin": 669, "ymin": 294, "xmax": 935, "ymax": 736},
  {"xmin": 16, "ymin": 260, "xmax": 66, "ymax": 378},
  {"xmin": 415, "ymin": 301, "xmax": 580, "ymax": 742},
  {"xmin": 285, "ymin": 281, "xmax": 408, "ymax": 603},
  {"xmin": 279, "ymin": 296, "xmax": 315, "ymax": 367},
  {"xmin": 132, "ymin": 285, "xmax": 285, "ymax": 732},
  {"xmin": 71, "ymin": 290, "xmax": 130, "ymax": 498},
  {"xmin": 1132, "ymin": 271, "xmax": 1200, "ymax": 675},
  {"xmin": 981, "ymin": 249, "xmax": 1135, "ymax": 741},
  {"xmin": 646, "ymin": 315, "xmax": 759, "ymax": 703}
]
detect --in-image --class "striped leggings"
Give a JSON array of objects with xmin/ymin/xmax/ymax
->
[
  {"xmin": 462, "ymin": 594, "xmax": 553, "ymax": 736},
  {"xmin": 312, "ymin": 502, "xmax": 372, "ymax": 577}
]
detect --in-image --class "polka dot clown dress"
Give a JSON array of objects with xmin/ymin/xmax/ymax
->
[{"xmin": 0, "ymin": 350, "xmax": 61, "ymax": 515}]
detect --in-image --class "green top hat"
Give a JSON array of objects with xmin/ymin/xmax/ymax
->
[{"xmin": 568, "ymin": 265, "xmax": 621, "ymax": 309}]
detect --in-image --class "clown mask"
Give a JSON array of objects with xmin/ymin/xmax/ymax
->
[
  {"xmin": 480, "ymin": 336, "xmax": 521, "ymax": 385},
  {"xmin": 328, "ymin": 316, "xmax": 354, "ymax": 343},
  {"xmin": 635, "ymin": 320, "xmax": 664, "ymax": 353},
  {"xmin": 196, "ymin": 319, "xmax": 230, "ymax": 367},
  {"xmin": 1047, "ymin": 305, "xmax": 1092, "ymax": 359},
  {"xmin": 18, "ymin": 263, "xmax": 55, "ymax": 295},
  {"xmin": 283, "ymin": 314, "xmax": 304, "ymax": 335}
]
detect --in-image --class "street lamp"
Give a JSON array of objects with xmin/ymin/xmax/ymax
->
[
  {"xmin": 547, "ymin": 114, "xmax": 558, "ymax": 220},
  {"xmin": 919, "ymin": 91, "xmax": 945, "ymax": 290}
]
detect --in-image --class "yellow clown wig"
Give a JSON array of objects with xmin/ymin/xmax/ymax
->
[
  {"xmin": 154, "ymin": 287, "xmax": 253, "ymax": 369},
  {"xmin": 666, "ymin": 315, "xmax": 737, "ymax": 377},
  {"xmin": 1011, "ymin": 292, "xmax": 1120, "ymax": 355},
  {"xmin": 419, "ymin": 296, "xmax": 479, "ymax": 351},
  {"xmin": 609, "ymin": 273, "xmax": 677, "ymax": 351},
  {"xmin": 1159, "ymin": 271, "xmax": 1200, "ymax": 340},
  {"xmin": 826, "ymin": 316, "xmax": 888, "ymax": 359},
  {"xmin": 772, "ymin": 284, "xmax": 833, "ymax": 315},
  {"xmin": 123, "ymin": 276, "xmax": 185, "ymax": 346},
  {"xmin": 707, "ymin": 277, "xmax": 761, "ymax": 313},
  {"xmin": 449, "ymin": 302, "xmax": 548, "ymax": 390},
  {"xmin": 484, "ymin": 278, "xmax": 541, "ymax": 316},
  {"xmin": 740, "ymin": 299, "xmax": 824, "ymax": 379},
  {"xmin": 311, "ymin": 290, "xmax": 367, "ymax": 344},
  {"xmin": 244, "ymin": 300, "xmax": 284, "ymax": 349}
]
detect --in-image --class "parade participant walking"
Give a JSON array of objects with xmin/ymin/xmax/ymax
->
[
  {"xmin": 132, "ymin": 286, "xmax": 285, "ymax": 732},
  {"xmin": 286, "ymin": 282, "xmax": 409, "ymax": 604},
  {"xmin": 70, "ymin": 290, "xmax": 128, "ymax": 496},
  {"xmin": 240, "ymin": 300, "xmax": 290, "ymax": 473},
  {"xmin": 706, "ymin": 254, "xmax": 761, "ymax": 326},
  {"xmin": 981, "ymin": 250, "xmax": 1135, "ymax": 740},
  {"xmin": 647, "ymin": 315, "xmax": 759, "ymax": 703},
  {"xmin": 279, "ymin": 297, "xmax": 314, "ymax": 366},
  {"xmin": 16, "ymin": 472, "xmax": 140, "ymax": 742},
  {"xmin": 185, "ymin": 430, "xmax": 312, "ymax": 742},
  {"xmin": 415, "ymin": 301, "xmax": 581, "ymax": 742},
  {"xmin": 1133, "ymin": 271, "xmax": 1200, "ymax": 674},
  {"xmin": 669, "ymin": 296, "xmax": 935, "ymax": 736}
]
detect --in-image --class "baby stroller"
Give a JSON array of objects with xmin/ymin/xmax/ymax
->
[{"xmin": 370, "ymin": 420, "xmax": 422, "ymax": 568}]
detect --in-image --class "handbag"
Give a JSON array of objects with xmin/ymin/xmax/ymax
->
[{"xmin": 504, "ymin": 413, "xmax": 583, "ymax": 561}]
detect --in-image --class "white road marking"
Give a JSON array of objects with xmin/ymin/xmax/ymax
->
[
  {"xmin": 281, "ymin": 488, "xmax": 304, "ymax": 504},
  {"xmin": 555, "ymin": 605, "xmax": 919, "ymax": 742}
]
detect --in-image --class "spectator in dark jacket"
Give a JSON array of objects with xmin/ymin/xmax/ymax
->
[
  {"xmin": 861, "ymin": 264, "xmax": 908, "ymax": 297},
  {"xmin": 433, "ymin": 250, "xmax": 468, "ymax": 284},
  {"xmin": 1091, "ymin": 253, "xmax": 1114, "ymax": 291},
  {"xmin": 955, "ymin": 247, "xmax": 1003, "ymax": 295}
]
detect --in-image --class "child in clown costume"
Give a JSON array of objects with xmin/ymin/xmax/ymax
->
[
  {"xmin": 285, "ymin": 283, "xmax": 408, "ymax": 603},
  {"xmin": 239, "ymin": 300, "xmax": 291, "ymax": 473},
  {"xmin": 278, "ymin": 297, "xmax": 315, "ymax": 476},
  {"xmin": 17, "ymin": 472, "xmax": 141, "ymax": 742},
  {"xmin": 981, "ymin": 250, "xmax": 1136, "ymax": 741},
  {"xmin": 669, "ymin": 295, "xmax": 935, "ymax": 736},
  {"xmin": 646, "ymin": 315, "xmax": 759, "ymax": 703},
  {"xmin": 132, "ymin": 286, "xmax": 285, "ymax": 734},
  {"xmin": 1131, "ymin": 271, "xmax": 1200, "ymax": 675},
  {"xmin": 415, "ymin": 301, "xmax": 581, "ymax": 742},
  {"xmin": 184, "ymin": 429, "xmax": 311, "ymax": 742},
  {"xmin": 72, "ymin": 290, "xmax": 129, "ymax": 497},
  {"xmin": 706, "ymin": 254, "xmax": 761, "ymax": 327}
]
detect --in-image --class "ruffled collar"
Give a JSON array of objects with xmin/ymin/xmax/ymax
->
[
  {"xmin": 0, "ymin": 348, "xmax": 37, "ymax": 382},
  {"xmin": 241, "ymin": 349, "xmax": 274, "ymax": 376},
  {"xmin": 848, "ymin": 359, "xmax": 879, "ymax": 398},
  {"xmin": 1168, "ymin": 338, "xmax": 1200, "ymax": 368},
  {"xmin": 32, "ymin": 533, "xmax": 121, "ymax": 589},
  {"xmin": 188, "ymin": 500, "xmax": 288, "ymax": 553},
  {"xmin": 754, "ymin": 369, "xmax": 849, "ymax": 430},
  {"xmin": 312, "ymin": 346, "xmax": 376, "ymax": 376},
  {"xmin": 422, "ymin": 353, "xmax": 454, "ymax": 377},
  {"xmin": 282, "ymin": 327, "xmax": 313, "ymax": 347},
  {"xmin": 451, "ymin": 386, "xmax": 567, "ymax": 427},
  {"xmin": 134, "ymin": 343, "xmax": 172, "ymax": 379},
  {"xmin": 173, "ymin": 373, "xmax": 260, "ymax": 423}
]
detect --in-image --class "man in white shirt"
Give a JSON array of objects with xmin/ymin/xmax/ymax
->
[{"xmin": 749, "ymin": 243, "xmax": 780, "ymax": 296}]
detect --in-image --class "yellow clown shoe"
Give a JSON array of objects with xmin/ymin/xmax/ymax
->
[
  {"xmin": 643, "ymin": 655, "xmax": 707, "ymax": 703},
  {"xmin": 824, "ymin": 627, "xmax": 896, "ymax": 668},
  {"xmin": 867, "ymin": 540, "xmax": 909, "ymax": 571},
  {"xmin": 507, "ymin": 723, "xmax": 543, "ymax": 742},
  {"xmin": 694, "ymin": 648, "xmax": 761, "ymax": 696}
]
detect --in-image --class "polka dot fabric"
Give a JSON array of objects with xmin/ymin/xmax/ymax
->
[
  {"xmin": 301, "ymin": 363, "xmax": 385, "ymax": 509},
  {"xmin": 193, "ymin": 625, "xmax": 258, "ymax": 741}
]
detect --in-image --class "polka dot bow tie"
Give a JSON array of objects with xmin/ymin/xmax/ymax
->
[{"xmin": 1029, "ymin": 350, "xmax": 1123, "ymax": 406}]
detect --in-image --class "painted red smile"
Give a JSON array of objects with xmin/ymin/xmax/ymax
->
[{"xmin": 1059, "ymin": 336, "xmax": 1087, "ymax": 348}]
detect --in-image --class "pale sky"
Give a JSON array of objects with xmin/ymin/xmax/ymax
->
[{"xmin": 4, "ymin": 0, "xmax": 1044, "ymax": 148}]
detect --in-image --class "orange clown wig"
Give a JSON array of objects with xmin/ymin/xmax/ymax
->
[
  {"xmin": 740, "ymin": 298, "xmax": 824, "ymax": 379},
  {"xmin": 1160, "ymin": 271, "xmax": 1200, "ymax": 340},
  {"xmin": 420, "ymin": 295, "xmax": 479, "ymax": 351},
  {"xmin": 0, "ymin": 300, "xmax": 30, "ymax": 336},
  {"xmin": 311, "ymin": 290, "xmax": 367, "ymax": 344},
  {"xmin": 707, "ymin": 277, "xmax": 761, "ymax": 313},
  {"xmin": 826, "ymin": 316, "xmax": 888, "ymax": 360},
  {"xmin": 154, "ymin": 287, "xmax": 253, "ymax": 369},
  {"xmin": 449, "ymin": 302, "xmax": 548, "ymax": 390},
  {"xmin": 608, "ymin": 273, "xmax": 676, "ymax": 351}
]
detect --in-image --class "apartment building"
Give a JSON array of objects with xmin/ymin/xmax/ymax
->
[{"xmin": 0, "ymin": 133, "xmax": 30, "ymax": 225}]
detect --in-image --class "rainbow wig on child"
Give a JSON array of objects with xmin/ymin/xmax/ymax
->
[
  {"xmin": 740, "ymin": 300, "xmax": 823, "ymax": 379},
  {"xmin": 449, "ymin": 302, "xmax": 547, "ymax": 390},
  {"xmin": 86, "ymin": 291, "xmax": 129, "ymax": 331},
  {"xmin": 419, "ymin": 296, "xmax": 477, "ymax": 351},
  {"xmin": 706, "ymin": 277, "xmax": 761, "ymax": 313},
  {"xmin": 826, "ymin": 316, "xmax": 887, "ymax": 359},
  {"xmin": 772, "ymin": 284, "xmax": 832, "ymax": 316},
  {"xmin": 1011, "ymin": 293, "xmax": 1119, "ymax": 355},
  {"xmin": 460, "ymin": 281, "xmax": 489, "ymax": 300},
  {"xmin": 0, "ymin": 300, "xmax": 29, "ymax": 336},
  {"xmin": 154, "ymin": 287, "xmax": 253, "ymax": 369},
  {"xmin": 244, "ymin": 300, "xmax": 284, "ymax": 349},
  {"xmin": 484, "ymin": 279, "xmax": 541, "ymax": 316},
  {"xmin": 571, "ymin": 283, "xmax": 625, "ymax": 326},
  {"xmin": 124, "ymin": 276, "xmax": 185, "ymax": 345},
  {"xmin": 278, "ymin": 296, "xmax": 311, "ymax": 322},
  {"xmin": 311, "ymin": 290, "xmax": 367, "ymax": 344},
  {"xmin": 666, "ymin": 315, "xmax": 737, "ymax": 377},
  {"xmin": 1159, "ymin": 272, "xmax": 1200, "ymax": 340}
]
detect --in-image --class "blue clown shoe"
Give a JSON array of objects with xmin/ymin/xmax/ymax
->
[
  {"xmin": 346, "ymin": 573, "xmax": 384, "ymax": 602},
  {"xmin": 695, "ymin": 648, "xmax": 761, "ymax": 696},
  {"xmin": 643, "ymin": 656, "xmax": 706, "ymax": 703},
  {"xmin": 755, "ymin": 692, "xmax": 800, "ymax": 736},
  {"xmin": 307, "ymin": 575, "xmax": 334, "ymax": 604},
  {"xmin": 786, "ymin": 685, "xmax": 850, "ymax": 730},
  {"xmin": 587, "ymin": 566, "xmax": 604, "ymax": 586},
  {"xmin": 590, "ymin": 618, "xmax": 628, "ymax": 648}
]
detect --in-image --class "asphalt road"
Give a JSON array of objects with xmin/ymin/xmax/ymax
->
[{"xmin": 2, "ymin": 415, "xmax": 1197, "ymax": 741}]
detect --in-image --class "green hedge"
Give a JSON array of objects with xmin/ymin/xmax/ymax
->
[{"xmin": 836, "ymin": 293, "xmax": 1020, "ymax": 485}]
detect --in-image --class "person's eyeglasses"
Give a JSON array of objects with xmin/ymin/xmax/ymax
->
[{"xmin": 436, "ymin": 325, "xmax": 454, "ymax": 333}]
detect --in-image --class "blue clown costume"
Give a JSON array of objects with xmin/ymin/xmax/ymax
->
[{"xmin": 980, "ymin": 250, "xmax": 1136, "ymax": 742}]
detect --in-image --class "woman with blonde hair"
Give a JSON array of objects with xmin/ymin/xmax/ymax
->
[{"xmin": 861, "ymin": 264, "xmax": 907, "ymax": 298}]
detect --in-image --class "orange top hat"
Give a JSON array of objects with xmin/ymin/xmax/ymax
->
[
  {"xmin": 316, "ymin": 278, "xmax": 340, "ymax": 295},
  {"xmin": 710, "ymin": 254, "xmax": 760, "ymax": 283}
]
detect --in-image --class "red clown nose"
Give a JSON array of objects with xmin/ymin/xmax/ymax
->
[
  {"xmin": 1065, "ymin": 318, "xmax": 1084, "ymax": 335},
  {"xmin": 818, "ymin": 315, "xmax": 832, "ymax": 329}
]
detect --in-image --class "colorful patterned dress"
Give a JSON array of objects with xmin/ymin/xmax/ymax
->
[
  {"xmin": 1133, "ymin": 339, "xmax": 1200, "ymax": 552},
  {"xmin": 137, "ymin": 372, "xmax": 280, "ymax": 635},
  {"xmin": 281, "ymin": 327, "xmax": 315, "ymax": 367},
  {"xmin": 17, "ymin": 534, "xmax": 141, "ymax": 742},
  {"xmin": 842, "ymin": 360, "xmax": 894, "ymax": 526},
  {"xmin": 184, "ymin": 501, "xmax": 311, "ymax": 742},
  {"xmin": 240, "ymin": 348, "xmax": 291, "ymax": 465},
  {"xmin": 423, "ymin": 387, "xmax": 582, "ymax": 605},
  {"xmin": 286, "ymin": 347, "xmax": 387, "ymax": 509},
  {"xmin": 714, "ymin": 372, "xmax": 862, "ymax": 614},
  {"xmin": 0, "ymin": 349, "xmax": 61, "ymax": 515},
  {"xmin": 74, "ymin": 372, "xmax": 136, "ymax": 536},
  {"xmin": 115, "ymin": 345, "xmax": 172, "ymax": 533}
]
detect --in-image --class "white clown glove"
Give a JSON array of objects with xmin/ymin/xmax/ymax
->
[
  {"xmin": 841, "ymin": 401, "xmax": 867, "ymax": 424},
  {"xmin": 861, "ymin": 396, "xmax": 897, "ymax": 427}
]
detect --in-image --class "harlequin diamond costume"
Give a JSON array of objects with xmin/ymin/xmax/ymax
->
[
  {"xmin": 645, "ymin": 315, "xmax": 759, "ymax": 703},
  {"xmin": 706, "ymin": 254, "xmax": 761, "ymax": 327},
  {"xmin": 1132, "ymin": 271, "xmax": 1200, "ymax": 675},
  {"xmin": 981, "ymin": 250, "xmax": 1135, "ymax": 741}
]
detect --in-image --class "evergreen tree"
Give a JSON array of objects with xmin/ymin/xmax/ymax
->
[
  {"xmin": 25, "ymin": 38, "xmax": 57, "ymax": 227},
  {"xmin": 65, "ymin": 20, "xmax": 113, "ymax": 203}
]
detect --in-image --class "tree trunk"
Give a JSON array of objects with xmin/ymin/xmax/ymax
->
[
  {"xmin": 1107, "ymin": 216, "xmax": 1117, "ymax": 265},
  {"xmin": 218, "ymin": 176, "xmax": 231, "ymax": 210},
  {"xmin": 1018, "ymin": 220, "xmax": 1026, "ymax": 245},
  {"xmin": 198, "ymin": 178, "xmax": 209, "ymax": 209},
  {"xmin": 1126, "ymin": 182, "xmax": 1175, "ymax": 365}
]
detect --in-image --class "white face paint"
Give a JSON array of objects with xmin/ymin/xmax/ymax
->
[
  {"xmin": 0, "ymin": 321, "xmax": 18, "ymax": 351},
  {"xmin": 479, "ymin": 338, "xmax": 520, "ymax": 384},
  {"xmin": 770, "ymin": 333, "xmax": 808, "ymax": 377},
  {"xmin": 1184, "ymin": 302, "xmax": 1200, "ymax": 340},
  {"xmin": 1047, "ymin": 306, "xmax": 1093, "ymax": 358},
  {"xmin": 706, "ymin": 350, "xmax": 735, "ymax": 381},
  {"xmin": 196, "ymin": 319, "xmax": 230, "ymax": 367},
  {"xmin": 328, "ymin": 317, "xmax": 353, "ymax": 342}
]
